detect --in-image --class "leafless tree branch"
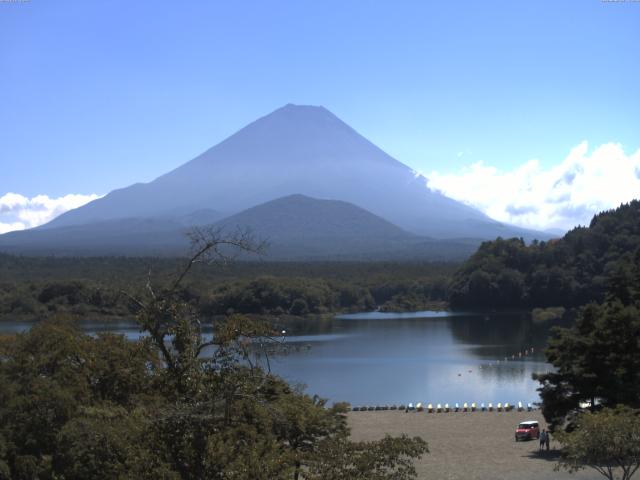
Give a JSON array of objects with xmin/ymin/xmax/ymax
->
[{"xmin": 170, "ymin": 226, "xmax": 267, "ymax": 294}]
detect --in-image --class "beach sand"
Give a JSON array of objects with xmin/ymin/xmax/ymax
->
[{"xmin": 348, "ymin": 410, "xmax": 601, "ymax": 480}]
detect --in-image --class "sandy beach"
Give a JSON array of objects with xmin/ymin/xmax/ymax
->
[{"xmin": 348, "ymin": 410, "xmax": 601, "ymax": 480}]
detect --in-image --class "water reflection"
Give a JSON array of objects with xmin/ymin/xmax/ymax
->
[
  {"xmin": 269, "ymin": 311, "xmax": 558, "ymax": 405},
  {"xmin": 0, "ymin": 311, "xmax": 560, "ymax": 405}
]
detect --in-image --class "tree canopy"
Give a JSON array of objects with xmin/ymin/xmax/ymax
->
[
  {"xmin": 535, "ymin": 301, "xmax": 640, "ymax": 430},
  {"xmin": 0, "ymin": 230, "xmax": 428, "ymax": 479},
  {"xmin": 555, "ymin": 406, "xmax": 640, "ymax": 480},
  {"xmin": 0, "ymin": 254, "xmax": 454, "ymax": 321},
  {"xmin": 449, "ymin": 201, "xmax": 640, "ymax": 308}
]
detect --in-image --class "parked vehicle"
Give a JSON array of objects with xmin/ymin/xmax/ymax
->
[{"xmin": 515, "ymin": 420, "xmax": 539, "ymax": 441}]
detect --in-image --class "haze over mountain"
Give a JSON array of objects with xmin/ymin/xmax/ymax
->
[
  {"xmin": 214, "ymin": 194, "xmax": 479, "ymax": 260},
  {"xmin": 0, "ymin": 195, "xmax": 479, "ymax": 260},
  {"xmin": 0, "ymin": 104, "xmax": 549, "ymax": 258}
]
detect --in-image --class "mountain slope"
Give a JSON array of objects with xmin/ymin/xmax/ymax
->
[
  {"xmin": 217, "ymin": 195, "xmax": 484, "ymax": 260},
  {"xmin": 217, "ymin": 194, "xmax": 411, "ymax": 240},
  {"xmin": 0, "ymin": 195, "xmax": 479, "ymax": 260},
  {"xmin": 42, "ymin": 104, "xmax": 546, "ymax": 240},
  {"xmin": 213, "ymin": 194, "xmax": 440, "ymax": 260},
  {"xmin": 0, "ymin": 218, "xmax": 188, "ymax": 256}
]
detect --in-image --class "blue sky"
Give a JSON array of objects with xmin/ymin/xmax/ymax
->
[{"xmin": 0, "ymin": 0, "xmax": 639, "ymax": 231}]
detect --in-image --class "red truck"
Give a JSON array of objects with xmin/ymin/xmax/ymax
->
[{"xmin": 515, "ymin": 420, "xmax": 540, "ymax": 441}]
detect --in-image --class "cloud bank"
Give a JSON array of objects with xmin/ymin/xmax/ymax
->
[
  {"xmin": 427, "ymin": 142, "xmax": 640, "ymax": 232},
  {"xmin": 0, "ymin": 193, "xmax": 101, "ymax": 234}
]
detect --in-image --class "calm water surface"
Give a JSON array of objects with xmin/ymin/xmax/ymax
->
[{"xmin": 1, "ymin": 311, "xmax": 554, "ymax": 406}]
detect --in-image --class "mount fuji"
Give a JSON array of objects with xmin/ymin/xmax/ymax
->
[{"xmin": 0, "ymin": 104, "xmax": 549, "ymax": 258}]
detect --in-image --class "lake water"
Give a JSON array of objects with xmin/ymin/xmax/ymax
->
[{"xmin": 0, "ymin": 310, "xmax": 555, "ymax": 406}]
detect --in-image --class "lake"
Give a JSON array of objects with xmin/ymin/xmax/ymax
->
[{"xmin": 0, "ymin": 310, "xmax": 555, "ymax": 406}]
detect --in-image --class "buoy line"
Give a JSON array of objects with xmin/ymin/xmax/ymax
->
[{"xmin": 350, "ymin": 401, "xmax": 536, "ymax": 412}]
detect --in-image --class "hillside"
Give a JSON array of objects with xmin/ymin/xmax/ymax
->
[
  {"xmin": 214, "ymin": 194, "xmax": 478, "ymax": 260},
  {"xmin": 217, "ymin": 194, "xmax": 412, "ymax": 239},
  {"xmin": 448, "ymin": 200, "xmax": 640, "ymax": 308},
  {"xmin": 0, "ymin": 195, "xmax": 479, "ymax": 260}
]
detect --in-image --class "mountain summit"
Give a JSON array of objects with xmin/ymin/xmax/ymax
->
[
  {"xmin": 2, "ymin": 104, "xmax": 547, "ymax": 257},
  {"xmin": 44, "ymin": 104, "xmax": 539, "ymax": 239}
]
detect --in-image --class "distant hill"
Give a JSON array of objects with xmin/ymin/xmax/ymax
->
[
  {"xmin": 0, "ymin": 218, "xmax": 188, "ymax": 257},
  {"xmin": 0, "ymin": 104, "xmax": 549, "ymax": 258},
  {"xmin": 0, "ymin": 194, "xmax": 479, "ymax": 260},
  {"xmin": 214, "ymin": 194, "xmax": 479, "ymax": 260},
  {"xmin": 218, "ymin": 194, "xmax": 411, "ymax": 239},
  {"xmin": 448, "ymin": 200, "xmax": 640, "ymax": 308}
]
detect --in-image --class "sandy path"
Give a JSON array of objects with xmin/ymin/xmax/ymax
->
[{"xmin": 348, "ymin": 410, "xmax": 601, "ymax": 480}]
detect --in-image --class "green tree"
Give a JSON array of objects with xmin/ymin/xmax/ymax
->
[
  {"xmin": 289, "ymin": 297, "xmax": 309, "ymax": 315},
  {"xmin": 53, "ymin": 408, "xmax": 141, "ymax": 480},
  {"xmin": 127, "ymin": 227, "xmax": 429, "ymax": 479},
  {"xmin": 0, "ymin": 316, "xmax": 161, "ymax": 478},
  {"xmin": 449, "ymin": 201, "xmax": 640, "ymax": 309},
  {"xmin": 308, "ymin": 434, "xmax": 428, "ymax": 480},
  {"xmin": 0, "ymin": 228, "xmax": 429, "ymax": 479},
  {"xmin": 535, "ymin": 302, "xmax": 640, "ymax": 429},
  {"xmin": 0, "ymin": 318, "xmax": 92, "ymax": 457},
  {"xmin": 555, "ymin": 406, "xmax": 640, "ymax": 480},
  {"xmin": 0, "ymin": 433, "xmax": 10, "ymax": 480}
]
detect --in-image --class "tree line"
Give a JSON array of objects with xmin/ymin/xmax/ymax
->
[
  {"xmin": 444, "ymin": 201, "xmax": 640, "ymax": 479},
  {"xmin": 506, "ymin": 203, "xmax": 640, "ymax": 480},
  {"xmin": 0, "ymin": 258, "xmax": 453, "ymax": 321},
  {"xmin": 449, "ymin": 201, "xmax": 640, "ymax": 309}
]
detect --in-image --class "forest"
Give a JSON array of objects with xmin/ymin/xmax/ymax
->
[
  {"xmin": 0, "ymin": 235, "xmax": 430, "ymax": 479},
  {"xmin": 448, "ymin": 200, "xmax": 640, "ymax": 309},
  {"xmin": 0, "ymin": 256, "xmax": 453, "ymax": 321},
  {"xmin": 2, "ymin": 202, "xmax": 640, "ymax": 323}
]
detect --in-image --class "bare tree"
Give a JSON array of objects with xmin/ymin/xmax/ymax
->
[{"xmin": 122, "ymin": 227, "xmax": 270, "ymax": 396}]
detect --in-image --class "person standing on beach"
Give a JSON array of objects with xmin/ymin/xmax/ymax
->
[
  {"xmin": 545, "ymin": 430, "xmax": 550, "ymax": 451},
  {"xmin": 539, "ymin": 429, "xmax": 547, "ymax": 452}
]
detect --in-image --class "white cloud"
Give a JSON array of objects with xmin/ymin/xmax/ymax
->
[
  {"xmin": 0, "ymin": 193, "xmax": 102, "ymax": 234},
  {"xmin": 426, "ymin": 142, "xmax": 640, "ymax": 232}
]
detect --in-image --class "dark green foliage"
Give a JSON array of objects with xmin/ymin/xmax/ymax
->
[
  {"xmin": 533, "ymin": 222, "xmax": 640, "ymax": 430},
  {"xmin": 555, "ymin": 406, "xmax": 640, "ymax": 480},
  {"xmin": 290, "ymin": 297, "xmax": 310, "ymax": 315},
  {"xmin": 0, "ymin": 316, "xmax": 427, "ymax": 479},
  {"xmin": 535, "ymin": 301, "xmax": 640, "ymax": 430},
  {"xmin": 0, "ymin": 278, "xmax": 132, "ymax": 319},
  {"xmin": 53, "ymin": 406, "xmax": 176, "ymax": 480},
  {"xmin": 12, "ymin": 455, "xmax": 44, "ymax": 480},
  {"xmin": 0, "ymin": 237, "xmax": 428, "ymax": 479},
  {"xmin": 525, "ymin": 202, "xmax": 640, "ymax": 480},
  {"xmin": 308, "ymin": 434, "xmax": 428, "ymax": 480},
  {"xmin": 449, "ymin": 201, "xmax": 640, "ymax": 308},
  {"xmin": 0, "ymin": 433, "xmax": 9, "ymax": 480},
  {"xmin": 0, "ymin": 257, "xmax": 456, "ymax": 320},
  {"xmin": 204, "ymin": 276, "xmax": 377, "ymax": 315},
  {"xmin": 37, "ymin": 281, "xmax": 86, "ymax": 304},
  {"xmin": 0, "ymin": 318, "xmax": 159, "ymax": 475}
]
